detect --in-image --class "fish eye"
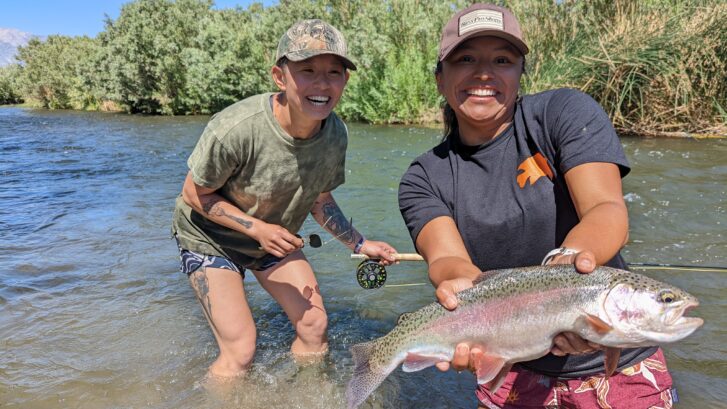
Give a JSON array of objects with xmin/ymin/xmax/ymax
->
[{"xmin": 659, "ymin": 290, "xmax": 676, "ymax": 303}]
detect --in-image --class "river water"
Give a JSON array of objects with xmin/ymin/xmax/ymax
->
[{"xmin": 1, "ymin": 107, "xmax": 725, "ymax": 408}]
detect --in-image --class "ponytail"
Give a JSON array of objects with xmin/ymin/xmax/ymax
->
[{"xmin": 435, "ymin": 62, "xmax": 458, "ymax": 142}]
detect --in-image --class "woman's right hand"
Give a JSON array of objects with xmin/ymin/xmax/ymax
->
[
  {"xmin": 434, "ymin": 277, "xmax": 484, "ymax": 372},
  {"xmin": 254, "ymin": 222, "xmax": 303, "ymax": 258}
]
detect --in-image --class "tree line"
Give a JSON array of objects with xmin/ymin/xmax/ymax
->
[{"xmin": 0, "ymin": 0, "xmax": 725, "ymax": 135}]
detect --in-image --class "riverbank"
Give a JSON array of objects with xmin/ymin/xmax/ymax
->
[
  {"xmin": 1, "ymin": 0, "xmax": 724, "ymax": 135},
  {"xmin": 3, "ymin": 103, "xmax": 724, "ymax": 139}
]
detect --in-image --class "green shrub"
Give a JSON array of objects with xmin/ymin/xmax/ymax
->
[
  {"xmin": 4, "ymin": 0, "xmax": 724, "ymax": 134},
  {"xmin": 0, "ymin": 64, "xmax": 23, "ymax": 104}
]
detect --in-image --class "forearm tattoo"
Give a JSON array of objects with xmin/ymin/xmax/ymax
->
[
  {"xmin": 320, "ymin": 201, "xmax": 359, "ymax": 245},
  {"xmin": 201, "ymin": 196, "xmax": 252, "ymax": 229}
]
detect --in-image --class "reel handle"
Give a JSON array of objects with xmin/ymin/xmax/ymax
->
[{"xmin": 350, "ymin": 253, "xmax": 424, "ymax": 262}]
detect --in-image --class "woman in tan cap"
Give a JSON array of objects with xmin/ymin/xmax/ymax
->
[
  {"xmin": 172, "ymin": 19, "xmax": 396, "ymax": 382},
  {"xmin": 398, "ymin": 3, "xmax": 675, "ymax": 408}
]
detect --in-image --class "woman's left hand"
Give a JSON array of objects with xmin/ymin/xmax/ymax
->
[
  {"xmin": 551, "ymin": 332, "xmax": 603, "ymax": 356},
  {"xmin": 547, "ymin": 249, "xmax": 603, "ymax": 355},
  {"xmin": 545, "ymin": 249, "xmax": 597, "ymax": 274},
  {"xmin": 359, "ymin": 240, "xmax": 397, "ymax": 265}
]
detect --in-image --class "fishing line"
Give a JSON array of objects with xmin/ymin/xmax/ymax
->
[
  {"xmin": 385, "ymin": 283, "xmax": 429, "ymax": 287},
  {"xmin": 627, "ymin": 263, "xmax": 727, "ymax": 273},
  {"xmin": 351, "ymin": 254, "xmax": 727, "ymax": 288}
]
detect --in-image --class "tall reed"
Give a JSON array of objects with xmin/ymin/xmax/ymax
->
[{"xmin": 3, "ymin": 0, "xmax": 725, "ymax": 135}]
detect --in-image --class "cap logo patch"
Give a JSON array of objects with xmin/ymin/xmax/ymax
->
[{"xmin": 459, "ymin": 10, "xmax": 504, "ymax": 36}]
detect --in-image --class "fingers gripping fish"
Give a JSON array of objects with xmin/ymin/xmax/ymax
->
[{"xmin": 346, "ymin": 265, "xmax": 703, "ymax": 409}]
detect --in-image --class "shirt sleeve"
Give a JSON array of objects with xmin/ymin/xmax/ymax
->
[
  {"xmin": 186, "ymin": 125, "xmax": 240, "ymax": 190},
  {"xmin": 322, "ymin": 152, "xmax": 346, "ymax": 193},
  {"xmin": 547, "ymin": 89, "xmax": 630, "ymax": 177},
  {"xmin": 398, "ymin": 159, "xmax": 453, "ymax": 244}
]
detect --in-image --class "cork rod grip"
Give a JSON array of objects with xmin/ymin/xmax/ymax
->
[{"xmin": 350, "ymin": 253, "xmax": 424, "ymax": 262}]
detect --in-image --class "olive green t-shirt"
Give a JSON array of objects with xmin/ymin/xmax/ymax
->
[{"xmin": 172, "ymin": 92, "xmax": 347, "ymax": 266}]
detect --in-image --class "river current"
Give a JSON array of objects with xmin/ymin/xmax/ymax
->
[{"xmin": 1, "ymin": 107, "xmax": 725, "ymax": 408}]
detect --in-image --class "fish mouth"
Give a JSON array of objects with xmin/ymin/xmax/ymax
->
[{"xmin": 666, "ymin": 300, "xmax": 703, "ymax": 331}]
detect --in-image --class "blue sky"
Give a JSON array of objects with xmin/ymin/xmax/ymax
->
[{"xmin": 0, "ymin": 0, "xmax": 276, "ymax": 37}]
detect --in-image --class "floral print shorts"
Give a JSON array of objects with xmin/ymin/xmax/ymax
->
[{"xmin": 477, "ymin": 349, "xmax": 675, "ymax": 409}]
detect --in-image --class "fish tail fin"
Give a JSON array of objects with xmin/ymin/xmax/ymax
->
[{"xmin": 346, "ymin": 338, "xmax": 397, "ymax": 409}]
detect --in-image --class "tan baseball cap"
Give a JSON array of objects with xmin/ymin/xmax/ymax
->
[
  {"xmin": 438, "ymin": 3, "xmax": 529, "ymax": 62},
  {"xmin": 276, "ymin": 19, "xmax": 357, "ymax": 71}
]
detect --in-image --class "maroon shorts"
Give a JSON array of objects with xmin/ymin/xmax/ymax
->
[{"xmin": 477, "ymin": 349, "xmax": 675, "ymax": 409}]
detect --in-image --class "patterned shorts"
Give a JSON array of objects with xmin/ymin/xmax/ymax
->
[
  {"xmin": 175, "ymin": 239, "xmax": 281, "ymax": 278},
  {"xmin": 477, "ymin": 349, "xmax": 675, "ymax": 409},
  {"xmin": 179, "ymin": 248, "xmax": 244, "ymax": 277}
]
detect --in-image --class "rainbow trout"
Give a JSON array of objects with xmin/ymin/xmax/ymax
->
[{"xmin": 346, "ymin": 265, "xmax": 702, "ymax": 408}]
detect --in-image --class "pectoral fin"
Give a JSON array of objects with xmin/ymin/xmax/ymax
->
[
  {"xmin": 473, "ymin": 353, "xmax": 508, "ymax": 385},
  {"xmin": 603, "ymin": 347, "xmax": 621, "ymax": 379},
  {"xmin": 484, "ymin": 363, "xmax": 513, "ymax": 393},
  {"xmin": 585, "ymin": 314, "xmax": 613, "ymax": 334},
  {"xmin": 402, "ymin": 352, "xmax": 450, "ymax": 372}
]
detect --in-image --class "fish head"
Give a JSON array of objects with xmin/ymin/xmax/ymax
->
[{"xmin": 601, "ymin": 275, "xmax": 703, "ymax": 345}]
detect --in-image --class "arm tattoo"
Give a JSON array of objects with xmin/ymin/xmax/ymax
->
[
  {"xmin": 201, "ymin": 197, "xmax": 253, "ymax": 229},
  {"xmin": 321, "ymin": 202, "xmax": 358, "ymax": 245}
]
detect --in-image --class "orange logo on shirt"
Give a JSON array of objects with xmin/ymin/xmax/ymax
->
[{"xmin": 516, "ymin": 153, "xmax": 553, "ymax": 188}]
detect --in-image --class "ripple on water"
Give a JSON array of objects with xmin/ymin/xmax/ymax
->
[{"xmin": 1, "ymin": 111, "xmax": 725, "ymax": 408}]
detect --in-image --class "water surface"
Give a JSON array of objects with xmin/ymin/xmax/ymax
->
[{"xmin": 1, "ymin": 107, "xmax": 725, "ymax": 408}]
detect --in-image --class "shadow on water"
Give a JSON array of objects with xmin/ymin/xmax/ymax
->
[{"xmin": 0, "ymin": 107, "xmax": 725, "ymax": 408}]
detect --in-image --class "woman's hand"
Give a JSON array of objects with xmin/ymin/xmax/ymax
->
[
  {"xmin": 434, "ymin": 277, "xmax": 484, "ymax": 372},
  {"xmin": 546, "ymin": 249, "xmax": 603, "ymax": 355},
  {"xmin": 545, "ymin": 249, "xmax": 597, "ymax": 274},
  {"xmin": 254, "ymin": 222, "xmax": 303, "ymax": 258},
  {"xmin": 358, "ymin": 240, "xmax": 397, "ymax": 265},
  {"xmin": 551, "ymin": 332, "xmax": 602, "ymax": 356}
]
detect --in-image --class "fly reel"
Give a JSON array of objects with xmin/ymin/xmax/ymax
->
[
  {"xmin": 356, "ymin": 260, "xmax": 388, "ymax": 289},
  {"xmin": 351, "ymin": 253, "xmax": 424, "ymax": 289}
]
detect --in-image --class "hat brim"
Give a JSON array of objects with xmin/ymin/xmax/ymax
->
[
  {"xmin": 439, "ymin": 31, "xmax": 529, "ymax": 62},
  {"xmin": 285, "ymin": 50, "xmax": 357, "ymax": 71}
]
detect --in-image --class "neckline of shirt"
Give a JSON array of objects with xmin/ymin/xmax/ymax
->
[
  {"xmin": 264, "ymin": 92, "xmax": 332, "ymax": 147},
  {"xmin": 453, "ymin": 122, "xmax": 514, "ymax": 156}
]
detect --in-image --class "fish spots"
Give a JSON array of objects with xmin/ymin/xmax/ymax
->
[{"xmin": 348, "ymin": 264, "xmax": 702, "ymax": 408}]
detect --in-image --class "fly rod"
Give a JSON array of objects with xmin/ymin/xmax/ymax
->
[{"xmin": 350, "ymin": 253, "xmax": 727, "ymax": 288}]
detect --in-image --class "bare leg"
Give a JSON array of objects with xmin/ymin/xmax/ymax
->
[
  {"xmin": 189, "ymin": 267, "xmax": 256, "ymax": 379},
  {"xmin": 252, "ymin": 250, "xmax": 328, "ymax": 362}
]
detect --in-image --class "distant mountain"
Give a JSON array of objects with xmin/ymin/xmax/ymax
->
[{"xmin": 0, "ymin": 28, "xmax": 36, "ymax": 66}]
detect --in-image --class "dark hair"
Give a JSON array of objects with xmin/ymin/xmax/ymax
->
[
  {"xmin": 435, "ymin": 57, "xmax": 526, "ymax": 141},
  {"xmin": 434, "ymin": 61, "xmax": 458, "ymax": 140},
  {"xmin": 276, "ymin": 56, "xmax": 289, "ymax": 68}
]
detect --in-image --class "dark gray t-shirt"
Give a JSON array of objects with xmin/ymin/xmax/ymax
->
[{"xmin": 398, "ymin": 88, "xmax": 655, "ymax": 378}]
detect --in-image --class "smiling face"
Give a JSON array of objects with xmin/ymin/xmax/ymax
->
[
  {"xmin": 436, "ymin": 36, "xmax": 524, "ymax": 144},
  {"xmin": 272, "ymin": 54, "xmax": 349, "ymax": 135}
]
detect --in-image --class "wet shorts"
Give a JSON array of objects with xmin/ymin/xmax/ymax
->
[
  {"xmin": 477, "ymin": 349, "xmax": 675, "ymax": 409},
  {"xmin": 176, "ymin": 242, "xmax": 282, "ymax": 278}
]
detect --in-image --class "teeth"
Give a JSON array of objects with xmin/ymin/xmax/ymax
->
[
  {"xmin": 308, "ymin": 96, "xmax": 330, "ymax": 105},
  {"xmin": 467, "ymin": 89, "xmax": 496, "ymax": 97}
]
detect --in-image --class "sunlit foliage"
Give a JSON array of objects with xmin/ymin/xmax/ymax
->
[{"xmin": 3, "ymin": 0, "xmax": 725, "ymax": 134}]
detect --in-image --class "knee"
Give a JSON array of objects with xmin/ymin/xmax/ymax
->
[
  {"xmin": 295, "ymin": 309, "xmax": 328, "ymax": 341},
  {"xmin": 230, "ymin": 343, "xmax": 256, "ymax": 370},
  {"xmin": 214, "ymin": 339, "xmax": 256, "ymax": 375}
]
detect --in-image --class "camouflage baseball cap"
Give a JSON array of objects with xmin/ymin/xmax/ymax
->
[{"xmin": 276, "ymin": 19, "xmax": 357, "ymax": 71}]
